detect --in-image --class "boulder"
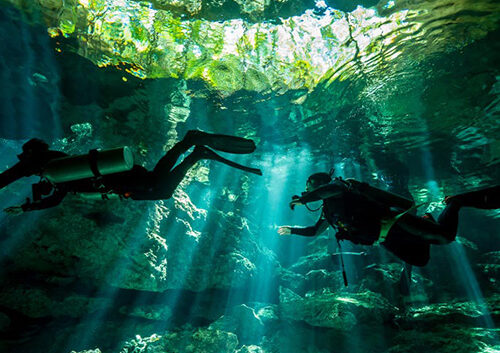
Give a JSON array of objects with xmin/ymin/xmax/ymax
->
[
  {"xmin": 120, "ymin": 329, "xmax": 239, "ymax": 353},
  {"xmin": 210, "ymin": 303, "xmax": 278, "ymax": 345},
  {"xmin": 0, "ymin": 284, "xmax": 111, "ymax": 319},
  {"xmin": 279, "ymin": 287, "xmax": 398, "ymax": 330}
]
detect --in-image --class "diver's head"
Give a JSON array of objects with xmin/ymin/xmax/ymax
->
[
  {"xmin": 305, "ymin": 172, "xmax": 332, "ymax": 192},
  {"xmin": 19, "ymin": 138, "xmax": 49, "ymax": 160},
  {"xmin": 22, "ymin": 138, "xmax": 49, "ymax": 153}
]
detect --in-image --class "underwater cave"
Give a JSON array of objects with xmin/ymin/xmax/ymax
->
[{"xmin": 0, "ymin": 0, "xmax": 499, "ymax": 352}]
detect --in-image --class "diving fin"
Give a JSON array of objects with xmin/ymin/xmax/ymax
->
[
  {"xmin": 196, "ymin": 146, "xmax": 262, "ymax": 176},
  {"xmin": 185, "ymin": 130, "xmax": 256, "ymax": 154},
  {"xmin": 444, "ymin": 185, "xmax": 500, "ymax": 209}
]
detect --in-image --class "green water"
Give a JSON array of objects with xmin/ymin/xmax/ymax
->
[{"xmin": 0, "ymin": 0, "xmax": 499, "ymax": 352}]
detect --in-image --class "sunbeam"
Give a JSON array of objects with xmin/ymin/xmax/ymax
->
[{"xmin": 1, "ymin": 0, "xmax": 500, "ymax": 352}]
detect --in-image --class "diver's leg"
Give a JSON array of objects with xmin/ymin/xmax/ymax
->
[
  {"xmin": 436, "ymin": 201, "xmax": 461, "ymax": 238},
  {"xmin": 436, "ymin": 185, "xmax": 500, "ymax": 238},
  {"xmin": 382, "ymin": 231, "xmax": 430, "ymax": 266},
  {"xmin": 0, "ymin": 162, "xmax": 31, "ymax": 190},
  {"xmin": 152, "ymin": 128, "xmax": 256, "ymax": 175},
  {"xmin": 445, "ymin": 185, "xmax": 500, "ymax": 209},
  {"xmin": 152, "ymin": 147, "xmax": 205, "ymax": 197},
  {"xmin": 153, "ymin": 145, "xmax": 261, "ymax": 197},
  {"xmin": 152, "ymin": 139, "xmax": 192, "ymax": 176},
  {"xmin": 394, "ymin": 212, "xmax": 453, "ymax": 244}
]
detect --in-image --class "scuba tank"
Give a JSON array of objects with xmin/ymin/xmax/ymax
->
[{"xmin": 42, "ymin": 147, "xmax": 134, "ymax": 184}]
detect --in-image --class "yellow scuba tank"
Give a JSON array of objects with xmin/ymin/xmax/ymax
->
[{"xmin": 42, "ymin": 147, "xmax": 134, "ymax": 184}]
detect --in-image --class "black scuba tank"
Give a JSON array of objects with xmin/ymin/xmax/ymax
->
[{"xmin": 42, "ymin": 147, "xmax": 134, "ymax": 184}]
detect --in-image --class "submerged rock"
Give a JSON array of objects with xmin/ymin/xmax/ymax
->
[
  {"xmin": 119, "ymin": 329, "xmax": 238, "ymax": 353},
  {"xmin": 279, "ymin": 287, "xmax": 398, "ymax": 330},
  {"xmin": 1, "ymin": 196, "xmax": 276, "ymax": 293},
  {"xmin": 288, "ymin": 252, "xmax": 337, "ymax": 274},
  {"xmin": 0, "ymin": 284, "xmax": 111, "ymax": 319},
  {"xmin": 119, "ymin": 304, "xmax": 173, "ymax": 321},
  {"xmin": 389, "ymin": 327, "xmax": 500, "ymax": 353},
  {"xmin": 360, "ymin": 263, "xmax": 434, "ymax": 303},
  {"xmin": 477, "ymin": 251, "xmax": 500, "ymax": 291},
  {"xmin": 398, "ymin": 296, "xmax": 500, "ymax": 327},
  {"xmin": 235, "ymin": 345, "xmax": 266, "ymax": 353},
  {"xmin": 210, "ymin": 303, "xmax": 278, "ymax": 345},
  {"xmin": 119, "ymin": 334, "xmax": 162, "ymax": 353}
]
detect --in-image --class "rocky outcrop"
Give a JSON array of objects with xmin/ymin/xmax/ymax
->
[
  {"xmin": 210, "ymin": 303, "xmax": 278, "ymax": 345},
  {"xmin": 119, "ymin": 304, "xmax": 173, "ymax": 321},
  {"xmin": 279, "ymin": 287, "xmax": 398, "ymax": 330},
  {"xmin": 120, "ymin": 329, "xmax": 238, "ymax": 353},
  {"xmin": 0, "ymin": 283, "xmax": 112, "ymax": 319},
  {"xmin": 398, "ymin": 296, "xmax": 500, "ymax": 327},
  {"xmin": 388, "ymin": 327, "xmax": 500, "ymax": 353},
  {"xmin": 1, "ymin": 196, "xmax": 277, "ymax": 294},
  {"xmin": 478, "ymin": 251, "xmax": 500, "ymax": 291},
  {"xmin": 1, "ymin": 2, "xmax": 500, "ymax": 353}
]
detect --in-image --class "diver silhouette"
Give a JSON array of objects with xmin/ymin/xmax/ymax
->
[
  {"xmin": 1, "ymin": 131, "xmax": 262, "ymax": 214},
  {"xmin": 278, "ymin": 172, "xmax": 500, "ymax": 267}
]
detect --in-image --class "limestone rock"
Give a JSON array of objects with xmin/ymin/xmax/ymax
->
[
  {"xmin": 210, "ymin": 303, "xmax": 278, "ymax": 344},
  {"xmin": 279, "ymin": 287, "xmax": 398, "ymax": 330},
  {"xmin": 360, "ymin": 263, "xmax": 433, "ymax": 301},
  {"xmin": 131, "ymin": 328, "xmax": 239, "ymax": 353},
  {"xmin": 278, "ymin": 268, "xmax": 306, "ymax": 293},
  {"xmin": 235, "ymin": 345, "xmax": 266, "ymax": 353},
  {"xmin": 119, "ymin": 304, "xmax": 173, "ymax": 321},
  {"xmin": 477, "ymin": 251, "xmax": 500, "ymax": 291},
  {"xmin": 0, "ymin": 284, "xmax": 111, "ymax": 319},
  {"xmin": 389, "ymin": 327, "xmax": 500, "ymax": 353},
  {"xmin": 288, "ymin": 252, "xmax": 337, "ymax": 274},
  {"xmin": 398, "ymin": 296, "xmax": 500, "ymax": 327},
  {"xmin": 2, "ymin": 197, "xmax": 276, "ymax": 293},
  {"xmin": 254, "ymin": 305, "xmax": 279, "ymax": 324}
]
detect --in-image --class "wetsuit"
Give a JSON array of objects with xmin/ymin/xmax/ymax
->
[
  {"xmin": 3, "ymin": 131, "xmax": 260, "ymax": 212},
  {"xmin": 19, "ymin": 139, "xmax": 206, "ymax": 211},
  {"xmin": 290, "ymin": 180, "xmax": 500, "ymax": 266}
]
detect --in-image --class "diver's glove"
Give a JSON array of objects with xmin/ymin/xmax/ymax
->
[
  {"xmin": 278, "ymin": 226, "xmax": 292, "ymax": 235},
  {"xmin": 4, "ymin": 206, "xmax": 24, "ymax": 215},
  {"xmin": 4, "ymin": 198, "xmax": 30, "ymax": 215}
]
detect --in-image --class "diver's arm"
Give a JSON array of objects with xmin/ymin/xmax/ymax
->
[
  {"xmin": 20, "ymin": 190, "xmax": 67, "ymax": 212},
  {"xmin": 280, "ymin": 217, "xmax": 329, "ymax": 237},
  {"xmin": 0, "ymin": 162, "xmax": 28, "ymax": 190},
  {"xmin": 299, "ymin": 181, "xmax": 348, "ymax": 204}
]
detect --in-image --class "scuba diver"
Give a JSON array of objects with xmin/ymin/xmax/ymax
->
[
  {"xmin": 278, "ymin": 172, "xmax": 500, "ymax": 267},
  {"xmin": 1, "ymin": 130, "xmax": 262, "ymax": 214}
]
